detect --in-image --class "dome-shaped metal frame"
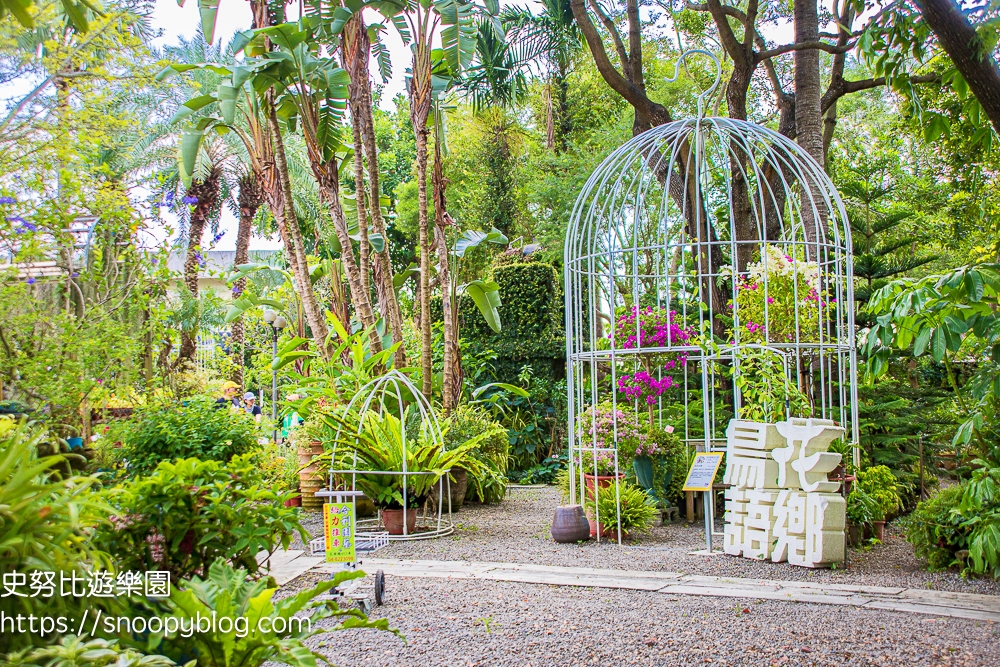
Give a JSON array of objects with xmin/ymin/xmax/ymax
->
[
  {"xmin": 327, "ymin": 370, "xmax": 454, "ymax": 540},
  {"xmin": 564, "ymin": 52, "xmax": 859, "ymax": 542}
]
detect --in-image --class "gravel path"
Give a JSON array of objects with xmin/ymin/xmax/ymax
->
[
  {"xmin": 293, "ymin": 486, "xmax": 1000, "ymax": 596},
  {"xmin": 300, "ymin": 575, "xmax": 999, "ymax": 667}
]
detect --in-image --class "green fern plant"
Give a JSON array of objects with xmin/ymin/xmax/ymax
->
[
  {"xmin": 0, "ymin": 418, "xmax": 113, "ymax": 655},
  {"xmin": 585, "ymin": 482, "xmax": 658, "ymax": 536},
  {"xmin": 328, "ymin": 410, "xmax": 485, "ymax": 509},
  {"xmin": 4, "ymin": 636, "xmax": 176, "ymax": 667},
  {"xmin": 133, "ymin": 559, "xmax": 400, "ymax": 667}
]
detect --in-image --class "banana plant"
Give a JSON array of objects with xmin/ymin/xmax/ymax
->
[{"xmin": 278, "ymin": 314, "xmax": 403, "ymax": 416}]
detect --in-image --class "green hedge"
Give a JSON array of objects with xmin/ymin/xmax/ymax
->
[{"xmin": 435, "ymin": 260, "xmax": 566, "ymax": 384}]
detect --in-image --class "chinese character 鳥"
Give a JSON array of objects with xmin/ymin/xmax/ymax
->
[
  {"xmin": 721, "ymin": 418, "xmax": 846, "ymax": 568},
  {"xmin": 145, "ymin": 571, "xmax": 171, "ymax": 597}
]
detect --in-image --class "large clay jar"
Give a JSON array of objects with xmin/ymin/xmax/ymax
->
[
  {"xmin": 551, "ymin": 505, "xmax": 591, "ymax": 543},
  {"xmin": 382, "ymin": 508, "xmax": 418, "ymax": 535}
]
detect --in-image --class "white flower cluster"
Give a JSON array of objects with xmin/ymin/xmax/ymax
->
[{"xmin": 747, "ymin": 245, "xmax": 820, "ymax": 290}]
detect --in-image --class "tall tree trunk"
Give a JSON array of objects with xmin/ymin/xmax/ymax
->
[
  {"xmin": 794, "ymin": 0, "xmax": 827, "ymax": 247},
  {"xmin": 230, "ymin": 173, "xmax": 262, "ymax": 387},
  {"xmin": 544, "ymin": 82, "xmax": 556, "ymax": 150},
  {"xmin": 342, "ymin": 14, "xmax": 385, "ymax": 354},
  {"xmin": 433, "ymin": 131, "xmax": 457, "ymax": 414},
  {"xmin": 555, "ymin": 62, "xmax": 571, "ymax": 152},
  {"xmin": 915, "ymin": 0, "xmax": 1000, "ymax": 135},
  {"xmin": 315, "ymin": 161, "xmax": 380, "ymax": 344},
  {"xmin": 177, "ymin": 170, "xmax": 221, "ymax": 368},
  {"xmin": 410, "ymin": 42, "xmax": 434, "ymax": 399},
  {"xmin": 266, "ymin": 100, "xmax": 332, "ymax": 360}
]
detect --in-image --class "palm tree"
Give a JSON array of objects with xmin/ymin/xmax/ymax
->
[
  {"xmin": 392, "ymin": 0, "xmax": 480, "ymax": 398},
  {"xmin": 502, "ymin": 0, "xmax": 579, "ymax": 151},
  {"xmin": 229, "ymin": 169, "xmax": 263, "ymax": 386},
  {"xmin": 339, "ymin": 11, "xmax": 408, "ymax": 367}
]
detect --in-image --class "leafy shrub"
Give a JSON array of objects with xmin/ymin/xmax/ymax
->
[
  {"xmin": 329, "ymin": 410, "xmax": 484, "ymax": 509},
  {"xmin": 0, "ymin": 418, "xmax": 113, "ymax": 654},
  {"xmin": 107, "ymin": 396, "xmax": 259, "ymax": 476},
  {"xmin": 4, "ymin": 636, "xmax": 174, "ymax": 667},
  {"xmin": 94, "ymin": 455, "xmax": 306, "ymax": 580},
  {"xmin": 576, "ymin": 403, "xmax": 645, "ymax": 474},
  {"xmin": 586, "ymin": 482, "xmax": 659, "ymax": 536},
  {"xmin": 855, "ymin": 465, "xmax": 902, "ymax": 520},
  {"xmin": 255, "ymin": 443, "xmax": 300, "ymax": 494},
  {"xmin": 644, "ymin": 427, "xmax": 686, "ymax": 507},
  {"xmin": 514, "ymin": 451, "xmax": 567, "ymax": 485},
  {"xmin": 905, "ymin": 485, "xmax": 970, "ymax": 572},
  {"xmin": 960, "ymin": 463, "xmax": 1000, "ymax": 578},
  {"xmin": 846, "ymin": 487, "xmax": 880, "ymax": 526},
  {"xmin": 444, "ymin": 405, "xmax": 509, "ymax": 504},
  {"xmin": 130, "ymin": 559, "xmax": 398, "ymax": 667}
]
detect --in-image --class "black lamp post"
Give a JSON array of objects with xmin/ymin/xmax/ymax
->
[{"xmin": 262, "ymin": 309, "xmax": 287, "ymax": 445}]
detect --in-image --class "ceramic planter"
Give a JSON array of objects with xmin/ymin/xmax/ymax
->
[
  {"xmin": 381, "ymin": 508, "xmax": 418, "ymax": 535},
  {"xmin": 298, "ymin": 440, "xmax": 326, "ymax": 511},
  {"xmin": 449, "ymin": 468, "xmax": 468, "ymax": 510},
  {"xmin": 283, "ymin": 494, "xmax": 302, "ymax": 508},
  {"xmin": 583, "ymin": 472, "xmax": 626, "ymax": 499},
  {"xmin": 633, "ymin": 456, "xmax": 654, "ymax": 489},
  {"xmin": 551, "ymin": 505, "xmax": 591, "ymax": 543},
  {"xmin": 872, "ymin": 520, "xmax": 886, "ymax": 542},
  {"xmin": 846, "ymin": 522, "xmax": 863, "ymax": 547}
]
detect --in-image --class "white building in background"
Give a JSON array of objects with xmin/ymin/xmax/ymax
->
[{"xmin": 165, "ymin": 249, "xmax": 282, "ymax": 299}]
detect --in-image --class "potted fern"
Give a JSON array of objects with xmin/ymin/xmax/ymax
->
[
  {"xmin": 584, "ymin": 482, "xmax": 659, "ymax": 539},
  {"xmin": 331, "ymin": 410, "xmax": 484, "ymax": 535}
]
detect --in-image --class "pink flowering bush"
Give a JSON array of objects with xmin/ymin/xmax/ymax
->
[
  {"xmin": 611, "ymin": 306, "xmax": 696, "ymax": 407},
  {"xmin": 576, "ymin": 403, "xmax": 646, "ymax": 474},
  {"xmin": 575, "ymin": 403, "xmax": 683, "ymax": 472},
  {"xmin": 730, "ymin": 245, "xmax": 829, "ymax": 344}
]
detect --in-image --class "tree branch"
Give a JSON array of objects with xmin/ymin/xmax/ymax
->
[
  {"xmin": 757, "ymin": 39, "xmax": 856, "ymax": 60},
  {"xmin": 588, "ymin": 0, "xmax": 629, "ymax": 73},
  {"xmin": 570, "ymin": 0, "xmax": 672, "ymax": 125}
]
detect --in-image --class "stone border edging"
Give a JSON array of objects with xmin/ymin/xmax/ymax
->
[{"xmin": 309, "ymin": 557, "xmax": 1000, "ymax": 622}]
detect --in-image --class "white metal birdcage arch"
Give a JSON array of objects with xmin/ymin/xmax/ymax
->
[
  {"xmin": 327, "ymin": 370, "xmax": 454, "ymax": 540},
  {"xmin": 564, "ymin": 52, "xmax": 859, "ymax": 541}
]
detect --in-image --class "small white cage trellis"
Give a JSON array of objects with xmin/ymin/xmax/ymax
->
[
  {"xmin": 326, "ymin": 370, "xmax": 455, "ymax": 540},
  {"xmin": 564, "ymin": 51, "xmax": 859, "ymax": 543}
]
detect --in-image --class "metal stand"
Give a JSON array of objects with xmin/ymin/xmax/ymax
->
[{"xmin": 311, "ymin": 490, "xmax": 389, "ymax": 612}]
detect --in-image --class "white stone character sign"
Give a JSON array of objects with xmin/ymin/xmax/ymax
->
[{"xmin": 723, "ymin": 418, "xmax": 846, "ymax": 568}]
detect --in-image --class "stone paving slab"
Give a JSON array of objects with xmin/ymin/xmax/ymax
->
[
  {"xmin": 306, "ymin": 557, "xmax": 1000, "ymax": 622},
  {"xmin": 257, "ymin": 549, "xmax": 324, "ymax": 585}
]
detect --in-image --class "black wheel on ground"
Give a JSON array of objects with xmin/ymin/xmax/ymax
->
[{"xmin": 374, "ymin": 569, "xmax": 385, "ymax": 606}]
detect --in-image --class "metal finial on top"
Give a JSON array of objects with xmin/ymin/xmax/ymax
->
[{"xmin": 665, "ymin": 49, "xmax": 723, "ymax": 119}]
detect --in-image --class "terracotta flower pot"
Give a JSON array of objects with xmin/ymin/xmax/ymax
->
[
  {"xmin": 382, "ymin": 508, "xmax": 418, "ymax": 535},
  {"xmin": 283, "ymin": 495, "xmax": 302, "ymax": 508},
  {"xmin": 583, "ymin": 472, "xmax": 625, "ymax": 499},
  {"xmin": 588, "ymin": 518, "xmax": 624, "ymax": 540},
  {"xmin": 872, "ymin": 520, "xmax": 886, "ymax": 542},
  {"xmin": 551, "ymin": 505, "xmax": 591, "ymax": 543}
]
